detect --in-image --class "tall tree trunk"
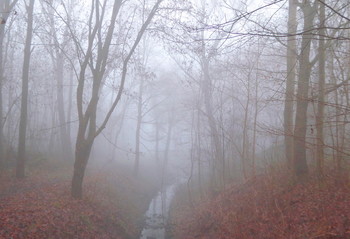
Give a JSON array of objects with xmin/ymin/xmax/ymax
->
[
  {"xmin": 293, "ymin": 2, "xmax": 316, "ymax": 178},
  {"xmin": 162, "ymin": 113, "xmax": 173, "ymax": 177},
  {"xmin": 56, "ymin": 54, "xmax": 73, "ymax": 160},
  {"xmin": 219, "ymin": 85, "xmax": 226, "ymax": 186},
  {"xmin": 134, "ymin": 76, "xmax": 144, "ymax": 176},
  {"xmin": 316, "ymin": 0, "xmax": 326, "ymax": 178},
  {"xmin": 71, "ymin": 136, "xmax": 93, "ymax": 198},
  {"xmin": 202, "ymin": 58, "xmax": 223, "ymax": 188},
  {"xmin": 16, "ymin": 0, "xmax": 35, "ymax": 178},
  {"xmin": 329, "ymin": 55, "xmax": 342, "ymax": 171},
  {"xmin": 242, "ymin": 73, "xmax": 251, "ymax": 179},
  {"xmin": 196, "ymin": 107, "xmax": 203, "ymax": 197},
  {"xmin": 71, "ymin": 93, "xmax": 98, "ymax": 198},
  {"xmin": 6, "ymin": 27, "xmax": 15, "ymax": 148},
  {"xmin": 284, "ymin": 0, "xmax": 297, "ymax": 168},
  {"xmin": 111, "ymin": 102, "xmax": 128, "ymax": 159},
  {"xmin": 67, "ymin": 69, "xmax": 74, "ymax": 149},
  {"xmin": 155, "ymin": 119, "xmax": 160, "ymax": 162},
  {"xmin": 0, "ymin": 21, "xmax": 5, "ymax": 169},
  {"xmin": 252, "ymin": 70, "xmax": 259, "ymax": 178},
  {"xmin": 0, "ymin": 0, "xmax": 17, "ymax": 169},
  {"xmin": 161, "ymin": 106, "xmax": 175, "ymax": 187},
  {"xmin": 71, "ymin": 0, "xmax": 162, "ymax": 199}
]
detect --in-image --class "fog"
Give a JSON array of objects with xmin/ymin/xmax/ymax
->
[
  {"xmin": 0, "ymin": 0, "xmax": 349, "ymax": 238},
  {"xmin": 1, "ymin": 0, "xmax": 286, "ymax": 181}
]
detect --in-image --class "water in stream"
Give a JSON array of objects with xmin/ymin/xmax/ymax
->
[{"xmin": 140, "ymin": 183, "xmax": 178, "ymax": 239}]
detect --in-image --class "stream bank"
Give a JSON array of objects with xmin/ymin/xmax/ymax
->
[{"xmin": 139, "ymin": 182, "xmax": 182, "ymax": 239}]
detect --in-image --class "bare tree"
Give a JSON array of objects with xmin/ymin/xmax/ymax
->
[
  {"xmin": 16, "ymin": 0, "xmax": 35, "ymax": 178},
  {"xmin": 284, "ymin": 0, "xmax": 297, "ymax": 169},
  {"xmin": 40, "ymin": 1, "xmax": 73, "ymax": 160},
  {"xmin": 0, "ymin": 0, "xmax": 18, "ymax": 169},
  {"xmin": 293, "ymin": 1, "xmax": 318, "ymax": 177},
  {"xmin": 70, "ymin": 0, "xmax": 163, "ymax": 198},
  {"xmin": 315, "ymin": 0, "xmax": 326, "ymax": 178},
  {"xmin": 134, "ymin": 66, "xmax": 145, "ymax": 177}
]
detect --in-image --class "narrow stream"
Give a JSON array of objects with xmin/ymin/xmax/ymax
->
[{"xmin": 140, "ymin": 183, "xmax": 178, "ymax": 239}]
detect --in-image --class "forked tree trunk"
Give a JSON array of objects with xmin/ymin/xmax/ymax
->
[
  {"xmin": 70, "ymin": 0, "xmax": 162, "ymax": 199},
  {"xmin": 71, "ymin": 137, "xmax": 93, "ymax": 198}
]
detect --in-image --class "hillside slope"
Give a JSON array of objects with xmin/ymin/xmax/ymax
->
[
  {"xmin": 171, "ymin": 170, "xmax": 350, "ymax": 239},
  {"xmin": 0, "ymin": 160, "xmax": 155, "ymax": 239}
]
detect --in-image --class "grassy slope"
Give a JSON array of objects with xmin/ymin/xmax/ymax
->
[
  {"xmin": 0, "ymin": 160, "xmax": 156, "ymax": 239},
  {"xmin": 171, "ymin": 169, "xmax": 350, "ymax": 239}
]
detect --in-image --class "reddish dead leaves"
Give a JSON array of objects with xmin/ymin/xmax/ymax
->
[
  {"xmin": 172, "ymin": 170, "xmax": 350, "ymax": 239},
  {"xmin": 0, "ymin": 176, "xmax": 122, "ymax": 239}
]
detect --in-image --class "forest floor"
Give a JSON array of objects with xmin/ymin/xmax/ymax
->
[
  {"xmin": 0, "ymin": 159, "xmax": 156, "ymax": 239},
  {"xmin": 170, "ymin": 167, "xmax": 350, "ymax": 239}
]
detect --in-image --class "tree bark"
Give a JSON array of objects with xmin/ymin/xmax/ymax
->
[
  {"xmin": 202, "ymin": 58, "xmax": 223, "ymax": 188},
  {"xmin": 316, "ymin": 0, "xmax": 326, "ymax": 178},
  {"xmin": 16, "ymin": 0, "xmax": 35, "ymax": 178},
  {"xmin": 242, "ymin": 75, "xmax": 250, "ymax": 179},
  {"xmin": 71, "ymin": 0, "xmax": 162, "ymax": 198},
  {"xmin": 56, "ymin": 54, "xmax": 73, "ymax": 160},
  {"xmin": 71, "ymin": 136, "xmax": 93, "ymax": 198},
  {"xmin": 155, "ymin": 119, "xmax": 160, "ymax": 162},
  {"xmin": 0, "ymin": 17, "xmax": 5, "ymax": 169},
  {"xmin": 0, "ymin": 0, "xmax": 18, "ymax": 170},
  {"xmin": 293, "ymin": 2, "xmax": 316, "ymax": 178},
  {"xmin": 67, "ymin": 69, "xmax": 74, "ymax": 150},
  {"xmin": 252, "ymin": 68, "xmax": 259, "ymax": 178},
  {"xmin": 134, "ymin": 75, "xmax": 144, "ymax": 176},
  {"xmin": 161, "ymin": 111, "xmax": 173, "ymax": 183},
  {"xmin": 284, "ymin": 0, "xmax": 297, "ymax": 168}
]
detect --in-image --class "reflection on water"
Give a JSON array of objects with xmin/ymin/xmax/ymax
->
[{"xmin": 140, "ymin": 184, "xmax": 178, "ymax": 239}]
